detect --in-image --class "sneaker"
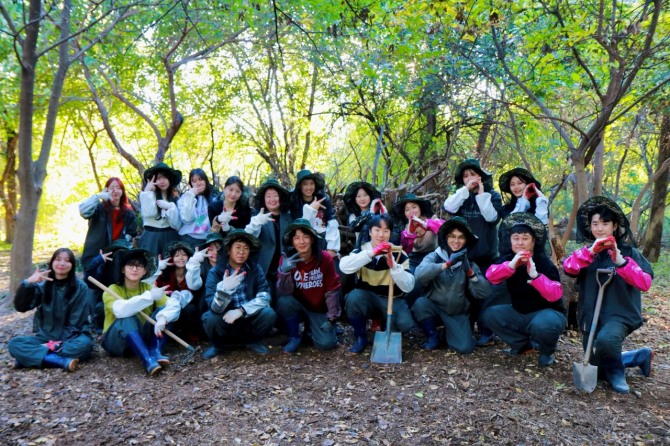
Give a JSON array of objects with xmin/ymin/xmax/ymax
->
[
  {"xmin": 502, "ymin": 344, "xmax": 534, "ymax": 356},
  {"xmin": 202, "ymin": 346, "xmax": 223, "ymax": 360},
  {"xmin": 538, "ymin": 353, "xmax": 555, "ymax": 367}
]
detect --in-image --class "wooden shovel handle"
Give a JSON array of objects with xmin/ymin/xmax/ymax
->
[{"xmin": 88, "ymin": 276, "xmax": 194, "ymax": 351}]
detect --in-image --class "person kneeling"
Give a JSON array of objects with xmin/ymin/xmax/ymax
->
[
  {"xmin": 9, "ymin": 248, "xmax": 94, "ymax": 372},
  {"xmin": 201, "ymin": 230, "xmax": 277, "ymax": 359},
  {"xmin": 483, "ymin": 213, "xmax": 565, "ymax": 367},
  {"xmin": 413, "ymin": 218, "xmax": 491, "ymax": 353},
  {"xmin": 101, "ymin": 249, "xmax": 170, "ymax": 376},
  {"xmin": 340, "ymin": 214, "xmax": 415, "ymax": 354},
  {"xmin": 276, "ymin": 218, "xmax": 342, "ymax": 353}
]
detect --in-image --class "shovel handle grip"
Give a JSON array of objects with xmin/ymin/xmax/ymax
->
[{"xmin": 87, "ymin": 276, "xmax": 194, "ymax": 351}]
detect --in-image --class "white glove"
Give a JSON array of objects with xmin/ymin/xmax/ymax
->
[
  {"xmin": 150, "ymin": 285, "xmax": 168, "ymax": 301},
  {"xmin": 154, "ymin": 316, "xmax": 168, "ymax": 337},
  {"xmin": 97, "ymin": 189, "xmax": 110, "ymax": 201},
  {"xmin": 190, "ymin": 248, "xmax": 206, "ymax": 264},
  {"xmin": 610, "ymin": 245, "xmax": 625, "ymax": 266},
  {"xmin": 220, "ymin": 269, "xmax": 246, "ymax": 293},
  {"xmin": 251, "ymin": 208, "xmax": 274, "ymax": 226},
  {"xmin": 218, "ymin": 208, "xmax": 235, "ymax": 225},
  {"xmin": 222, "ymin": 308, "xmax": 244, "ymax": 324},
  {"xmin": 527, "ymin": 257, "xmax": 538, "ymax": 279},
  {"xmin": 157, "ymin": 256, "xmax": 171, "ymax": 271},
  {"xmin": 156, "ymin": 200, "xmax": 170, "ymax": 210}
]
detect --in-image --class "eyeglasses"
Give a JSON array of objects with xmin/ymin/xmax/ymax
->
[
  {"xmin": 125, "ymin": 264, "xmax": 146, "ymax": 270},
  {"xmin": 232, "ymin": 245, "xmax": 250, "ymax": 253}
]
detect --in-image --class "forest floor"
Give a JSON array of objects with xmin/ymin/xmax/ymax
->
[{"xmin": 1, "ymin": 249, "xmax": 670, "ymax": 445}]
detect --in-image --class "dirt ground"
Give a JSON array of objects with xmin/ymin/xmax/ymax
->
[{"xmin": 1, "ymin": 250, "xmax": 670, "ymax": 445}]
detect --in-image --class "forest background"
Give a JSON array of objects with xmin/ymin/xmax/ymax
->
[{"xmin": 1, "ymin": 0, "xmax": 670, "ymax": 299}]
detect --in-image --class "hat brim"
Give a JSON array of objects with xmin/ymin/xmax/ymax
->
[
  {"xmin": 455, "ymin": 160, "xmax": 492, "ymax": 186},
  {"xmin": 113, "ymin": 248, "xmax": 157, "ymax": 283},
  {"xmin": 576, "ymin": 196, "xmax": 628, "ymax": 241},
  {"xmin": 498, "ymin": 168, "xmax": 542, "ymax": 193},
  {"xmin": 500, "ymin": 213, "xmax": 546, "ymax": 244},
  {"xmin": 283, "ymin": 222, "xmax": 321, "ymax": 247},
  {"xmin": 438, "ymin": 217, "xmax": 478, "ymax": 251},
  {"xmin": 255, "ymin": 182, "xmax": 290, "ymax": 207},
  {"xmin": 344, "ymin": 182, "xmax": 381, "ymax": 213},
  {"xmin": 165, "ymin": 241, "xmax": 194, "ymax": 259},
  {"xmin": 144, "ymin": 165, "xmax": 182, "ymax": 186},
  {"xmin": 197, "ymin": 234, "xmax": 224, "ymax": 252},
  {"xmin": 223, "ymin": 231, "xmax": 261, "ymax": 252},
  {"xmin": 295, "ymin": 173, "xmax": 325, "ymax": 191},
  {"xmin": 391, "ymin": 196, "xmax": 433, "ymax": 221}
]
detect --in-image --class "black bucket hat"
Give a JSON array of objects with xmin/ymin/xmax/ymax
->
[
  {"xmin": 103, "ymin": 238, "xmax": 131, "ymax": 254},
  {"xmin": 576, "ymin": 196, "xmax": 628, "ymax": 241},
  {"xmin": 295, "ymin": 169, "xmax": 325, "ymax": 191},
  {"xmin": 223, "ymin": 229, "xmax": 261, "ymax": 252},
  {"xmin": 501, "ymin": 212, "xmax": 547, "ymax": 245},
  {"xmin": 498, "ymin": 168, "xmax": 542, "ymax": 194},
  {"xmin": 437, "ymin": 217, "xmax": 478, "ymax": 251},
  {"xmin": 343, "ymin": 181, "xmax": 381, "ymax": 214},
  {"xmin": 254, "ymin": 178, "xmax": 290, "ymax": 209},
  {"xmin": 283, "ymin": 218, "xmax": 321, "ymax": 247},
  {"xmin": 164, "ymin": 241, "xmax": 194, "ymax": 259},
  {"xmin": 143, "ymin": 162, "xmax": 182, "ymax": 186},
  {"xmin": 197, "ymin": 232, "xmax": 225, "ymax": 252},
  {"xmin": 454, "ymin": 159, "xmax": 492, "ymax": 186},
  {"xmin": 113, "ymin": 248, "xmax": 157, "ymax": 283},
  {"xmin": 391, "ymin": 193, "xmax": 434, "ymax": 222}
]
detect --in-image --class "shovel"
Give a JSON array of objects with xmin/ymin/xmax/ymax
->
[
  {"xmin": 371, "ymin": 249, "xmax": 403, "ymax": 364},
  {"xmin": 88, "ymin": 277, "xmax": 199, "ymax": 364},
  {"xmin": 572, "ymin": 267, "xmax": 615, "ymax": 392}
]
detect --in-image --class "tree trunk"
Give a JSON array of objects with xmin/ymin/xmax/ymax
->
[
  {"xmin": 642, "ymin": 111, "xmax": 670, "ymax": 262},
  {"xmin": 0, "ymin": 130, "xmax": 18, "ymax": 243},
  {"xmin": 592, "ymin": 139, "xmax": 605, "ymax": 196}
]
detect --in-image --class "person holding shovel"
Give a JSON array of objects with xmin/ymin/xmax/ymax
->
[
  {"xmin": 340, "ymin": 214, "xmax": 415, "ymax": 354},
  {"xmin": 275, "ymin": 218, "xmax": 342, "ymax": 353},
  {"xmin": 563, "ymin": 196, "xmax": 654, "ymax": 393},
  {"xmin": 482, "ymin": 213, "xmax": 565, "ymax": 367},
  {"xmin": 101, "ymin": 248, "xmax": 170, "ymax": 376},
  {"xmin": 201, "ymin": 230, "xmax": 276, "ymax": 359},
  {"xmin": 8, "ymin": 248, "xmax": 94, "ymax": 372},
  {"xmin": 413, "ymin": 218, "xmax": 491, "ymax": 353}
]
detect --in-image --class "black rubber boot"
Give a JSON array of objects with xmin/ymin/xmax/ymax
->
[
  {"xmin": 348, "ymin": 316, "xmax": 368, "ymax": 354},
  {"xmin": 125, "ymin": 331, "xmax": 161, "ymax": 375},
  {"xmin": 622, "ymin": 348, "xmax": 654, "ymax": 377},
  {"xmin": 148, "ymin": 332, "xmax": 170, "ymax": 366},
  {"xmin": 420, "ymin": 318, "xmax": 440, "ymax": 350},
  {"xmin": 42, "ymin": 353, "xmax": 78, "ymax": 372},
  {"xmin": 282, "ymin": 316, "xmax": 302, "ymax": 353}
]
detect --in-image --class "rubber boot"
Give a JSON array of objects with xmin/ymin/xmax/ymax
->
[
  {"xmin": 420, "ymin": 318, "xmax": 440, "ymax": 351},
  {"xmin": 622, "ymin": 348, "xmax": 654, "ymax": 377},
  {"xmin": 42, "ymin": 353, "xmax": 78, "ymax": 372},
  {"xmin": 148, "ymin": 332, "xmax": 170, "ymax": 366},
  {"xmin": 476, "ymin": 326, "xmax": 495, "ymax": 347},
  {"xmin": 603, "ymin": 358, "xmax": 629, "ymax": 394},
  {"xmin": 125, "ymin": 331, "xmax": 161, "ymax": 375},
  {"xmin": 202, "ymin": 339, "xmax": 224, "ymax": 360},
  {"xmin": 283, "ymin": 316, "xmax": 302, "ymax": 353},
  {"xmin": 348, "ymin": 316, "xmax": 368, "ymax": 354}
]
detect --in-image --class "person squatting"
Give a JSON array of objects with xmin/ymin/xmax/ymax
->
[{"xmin": 8, "ymin": 162, "xmax": 655, "ymax": 394}]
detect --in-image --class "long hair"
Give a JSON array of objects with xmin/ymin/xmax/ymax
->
[
  {"xmin": 44, "ymin": 248, "xmax": 77, "ymax": 304},
  {"xmin": 223, "ymin": 176, "xmax": 250, "ymax": 209},
  {"xmin": 189, "ymin": 168, "xmax": 214, "ymax": 202},
  {"xmin": 103, "ymin": 177, "xmax": 131, "ymax": 223}
]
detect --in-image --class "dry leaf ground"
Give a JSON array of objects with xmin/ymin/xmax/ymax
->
[{"xmin": 1, "ymin": 249, "xmax": 669, "ymax": 446}]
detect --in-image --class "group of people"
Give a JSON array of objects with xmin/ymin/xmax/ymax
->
[{"xmin": 7, "ymin": 160, "xmax": 654, "ymax": 394}]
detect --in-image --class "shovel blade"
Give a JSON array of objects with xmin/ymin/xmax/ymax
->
[
  {"xmin": 370, "ymin": 331, "xmax": 402, "ymax": 364},
  {"xmin": 573, "ymin": 362, "xmax": 598, "ymax": 393}
]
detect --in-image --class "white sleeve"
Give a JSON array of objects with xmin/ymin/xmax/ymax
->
[
  {"xmin": 325, "ymin": 219, "xmax": 341, "ymax": 252},
  {"xmin": 79, "ymin": 194, "xmax": 100, "ymax": 218},
  {"xmin": 535, "ymin": 196, "xmax": 549, "ymax": 225},
  {"xmin": 245, "ymin": 216, "xmax": 263, "ymax": 237},
  {"xmin": 339, "ymin": 250, "xmax": 372, "ymax": 274},
  {"xmin": 155, "ymin": 290, "xmax": 193, "ymax": 322},
  {"xmin": 240, "ymin": 291, "xmax": 272, "ymax": 316},
  {"xmin": 165, "ymin": 202, "xmax": 182, "ymax": 230},
  {"xmin": 474, "ymin": 193, "xmax": 499, "ymax": 222},
  {"xmin": 185, "ymin": 258, "xmax": 203, "ymax": 290},
  {"xmin": 512, "ymin": 196, "xmax": 531, "ymax": 214},
  {"xmin": 139, "ymin": 191, "xmax": 158, "ymax": 219},
  {"xmin": 389, "ymin": 264, "xmax": 415, "ymax": 293},
  {"xmin": 112, "ymin": 291, "xmax": 154, "ymax": 319},
  {"xmin": 302, "ymin": 204, "xmax": 318, "ymax": 225},
  {"xmin": 178, "ymin": 191, "xmax": 197, "ymax": 223},
  {"xmin": 443, "ymin": 186, "xmax": 469, "ymax": 213}
]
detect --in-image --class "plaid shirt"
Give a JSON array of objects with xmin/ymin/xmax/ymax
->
[{"xmin": 223, "ymin": 264, "xmax": 250, "ymax": 309}]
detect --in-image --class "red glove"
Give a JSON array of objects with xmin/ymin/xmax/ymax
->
[
  {"xmin": 409, "ymin": 218, "xmax": 423, "ymax": 234},
  {"xmin": 524, "ymin": 183, "xmax": 537, "ymax": 199},
  {"xmin": 44, "ymin": 340, "xmax": 62, "ymax": 351},
  {"xmin": 590, "ymin": 236, "xmax": 614, "ymax": 254},
  {"xmin": 372, "ymin": 242, "xmax": 392, "ymax": 256}
]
